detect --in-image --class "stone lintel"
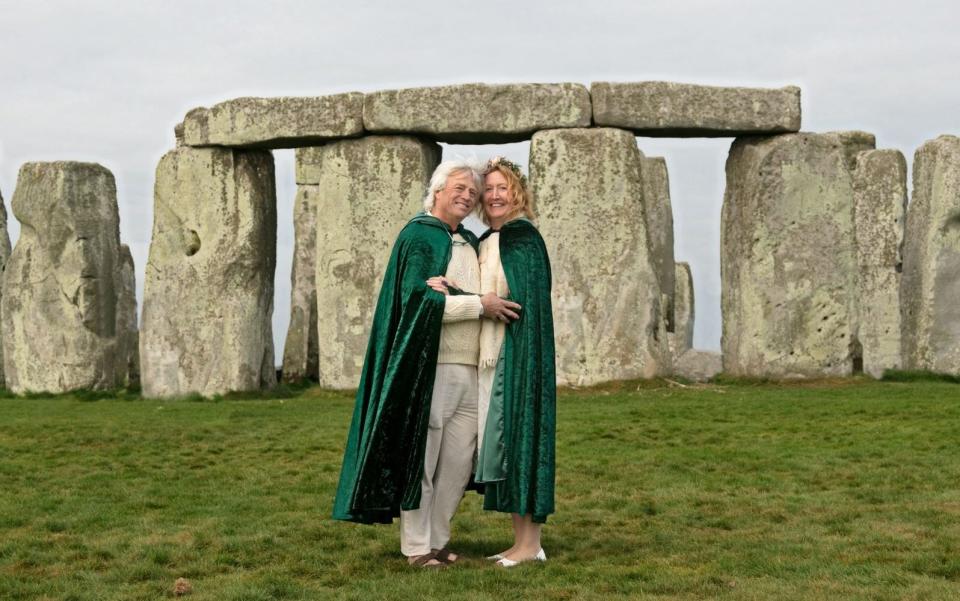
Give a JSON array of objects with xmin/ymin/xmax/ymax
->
[
  {"xmin": 184, "ymin": 93, "xmax": 365, "ymax": 149},
  {"xmin": 363, "ymin": 83, "xmax": 591, "ymax": 144},
  {"xmin": 592, "ymin": 81, "xmax": 801, "ymax": 137}
]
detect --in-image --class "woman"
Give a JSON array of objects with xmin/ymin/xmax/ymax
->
[{"xmin": 429, "ymin": 157, "xmax": 556, "ymax": 567}]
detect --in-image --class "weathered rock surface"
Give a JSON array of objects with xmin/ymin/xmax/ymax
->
[
  {"xmin": 2, "ymin": 162, "xmax": 125, "ymax": 393},
  {"xmin": 721, "ymin": 132, "xmax": 875, "ymax": 378},
  {"xmin": 672, "ymin": 350, "xmax": 722, "ymax": 382},
  {"xmin": 117, "ymin": 244, "xmax": 139, "ymax": 387},
  {"xmin": 669, "ymin": 262, "xmax": 695, "ymax": 358},
  {"xmin": 531, "ymin": 127, "xmax": 667, "ymax": 385},
  {"xmin": 140, "ymin": 147, "xmax": 277, "ymax": 398},
  {"xmin": 592, "ymin": 82, "xmax": 801, "ymax": 137},
  {"xmin": 314, "ymin": 136, "xmax": 440, "ymax": 389},
  {"xmin": 0, "ymin": 188, "xmax": 12, "ymax": 387},
  {"xmin": 281, "ymin": 156, "xmax": 319, "ymax": 382},
  {"xmin": 641, "ymin": 156, "xmax": 676, "ymax": 327},
  {"xmin": 364, "ymin": 83, "xmax": 591, "ymax": 144},
  {"xmin": 902, "ymin": 135, "xmax": 960, "ymax": 374},
  {"xmin": 184, "ymin": 93, "xmax": 364, "ymax": 149},
  {"xmin": 853, "ymin": 149, "xmax": 907, "ymax": 378}
]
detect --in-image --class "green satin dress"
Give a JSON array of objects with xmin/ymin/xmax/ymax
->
[{"xmin": 476, "ymin": 219, "xmax": 556, "ymax": 523}]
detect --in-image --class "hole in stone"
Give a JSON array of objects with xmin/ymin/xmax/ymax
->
[
  {"xmin": 851, "ymin": 338, "xmax": 863, "ymax": 374},
  {"xmin": 184, "ymin": 229, "xmax": 200, "ymax": 256}
]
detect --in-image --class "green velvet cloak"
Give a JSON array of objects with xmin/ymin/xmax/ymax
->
[
  {"xmin": 332, "ymin": 213, "xmax": 478, "ymax": 524},
  {"xmin": 479, "ymin": 219, "xmax": 556, "ymax": 523}
]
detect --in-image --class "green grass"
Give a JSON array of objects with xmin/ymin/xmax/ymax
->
[{"xmin": 1, "ymin": 379, "xmax": 960, "ymax": 600}]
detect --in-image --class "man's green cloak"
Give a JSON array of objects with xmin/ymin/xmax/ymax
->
[
  {"xmin": 332, "ymin": 213, "xmax": 478, "ymax": 524},
  {"xmin": 479, "ymin": 219, "xmax": 556, "ymax": 523}
]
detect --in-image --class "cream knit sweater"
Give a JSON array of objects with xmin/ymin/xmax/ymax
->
[{"xmin": 437, "ymin": 231, "xmax": 482, "ymax": 365}]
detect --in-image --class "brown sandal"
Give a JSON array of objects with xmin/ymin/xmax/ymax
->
[
  {"xmin": 409, "ymin": 552, "xmax": 445, "ymax": 569},
  {"xmin": 431, "ymin": 548, "xmax": 459, "ymax": 564}
]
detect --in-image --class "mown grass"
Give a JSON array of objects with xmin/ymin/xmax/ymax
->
[{"xmin": 1, "ymin": 379, "xmax": 959, "ymax": 600}]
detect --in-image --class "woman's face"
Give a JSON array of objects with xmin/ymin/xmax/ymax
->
[{"xmin": 483, "ymin": 170, "xmax": 512, "ymax": 224}]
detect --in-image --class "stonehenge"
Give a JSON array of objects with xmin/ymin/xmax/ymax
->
[
  {"xmin": 184, "ymin": 93, "xmax": 365, "ymax": 148},
  {"xmin": 722, "ymin": 132, "xmax": 874, "ymax": 377},
  {"xmin": 531, "ymin": 128, "xmax": 668, "ymax": 385},
  {"xmin": 902, "ymin": 136, "xmax": 960, "ymax": 374},
  {"xmin": 3, "ymin": 80, "xmax": 958, "ymax": 395},
  {"xmin": 280, "ymin": 149, "xmax": 321, "ymax": 383},
  {"xmin": 364, "ymin": 83, "xmax": 591, "ymax": 143},
  {"xmin": 311, "ymin": 136, "xmax": 439, "ymax": 389},
  {"xmin": 2, "ymin": 162, "xmax": 132, "ymax": 393},
  {"xmin": 591, "ymin": 82, "xmax": 801, "ymax": 137},
  {"xmin": 0, "ymin": 188, "xmax": 11, "ymax": 387},
  {"xmin": 139, "ymin": 146, "xmax": 277, "ymax": 398},
  {"xmin": 853, "ymin": 150, "xmax": 907, "ymax": 378}
]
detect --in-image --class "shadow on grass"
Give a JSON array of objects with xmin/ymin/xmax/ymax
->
[{"xmin": 880, "ymin": 369, "xmax": 960, "ymax": 384}]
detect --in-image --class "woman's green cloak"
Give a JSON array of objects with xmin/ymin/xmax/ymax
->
[
  {"xmin": 332, "ymin": 214, "xmax": 477, "ymax": 524},
  {"xmin": 480, "ymin": 219, "xmax": 556, "ymax": 523}
]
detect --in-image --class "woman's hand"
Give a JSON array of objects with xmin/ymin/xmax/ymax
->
[{"xmin": 426, "ymin": 276, "xmax": 452, "ymax": 295}]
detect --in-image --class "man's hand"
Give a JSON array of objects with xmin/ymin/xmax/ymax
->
[{"xmin": 481, "ymin": 292, "xmax": 521, "ymax": 322}]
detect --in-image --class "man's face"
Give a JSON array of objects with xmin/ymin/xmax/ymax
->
[{"xmin": 431, "ymin": 170, "xmax": 478, "ymax": 227}]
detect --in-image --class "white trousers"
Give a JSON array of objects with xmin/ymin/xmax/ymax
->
[{"xmin": 400, "ymin": 363, "xmax": 478, "ymax": 556}]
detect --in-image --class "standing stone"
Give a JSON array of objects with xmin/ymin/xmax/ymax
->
[
  {"xmin": 281, "ymin": 148, "xmax": 321, "ymax": 383},
  {"xmin": 853, "ymin": 150, "xmax": 907, "ymax": 378},
  {"xmin": 531, "ymin": 128, "xmax": 667, "ymax": 385},
  {"xmin": 722, "ymin": 132, "xmax": 875, "ymax": 378},
  {"xmin": 669, "ymin": 262, "xmax": 695, "ymax": 358},
  {"xmin": 640, "ymin": 156, "xmax": 676, "ymax": 329},
  {"xmin": 117, "ymin": 244, "xmax": 139, "ymax": 387},
  {"xmin": 591, "ymin": 82, "xmax": 801, "ymax": 136},
  {"xmin": 902, "ymin": 135, "xmax": 960, "ymax": 374},
  {"xmin": 141, "ymin": 147, "xmax": 277, "ymax": 398},
  {"xmin": 364, "ymin": 83, "xmax": 591, "ymax": 143},
  {"xmin": 314, "ymin": 136, "xmax": 440, "ymax": 389},
  {"xmin": 2, "ymin": 162, "xmax": 124, "ymax": 393},
  {"xmin": 0, "ymin": 188, "xmax": 12, "ymax": 387}
]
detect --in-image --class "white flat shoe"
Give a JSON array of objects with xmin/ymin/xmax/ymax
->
[
  {"xmin": 486, "ymin": 553, "xmax": 504, "ymax": 560},
  {"xmin": 495, "ymin": 548, "xmax": 546, "ymax": 567}
]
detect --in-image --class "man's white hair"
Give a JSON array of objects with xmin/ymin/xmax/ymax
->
[{"xmin": 423, "ymin": 159, "xmax": 484, "ymax": 212}]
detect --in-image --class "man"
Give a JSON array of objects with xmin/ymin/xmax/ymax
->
[{"xmin": 332, "ymin": 160, "xmax": 520, "ymax": 568}]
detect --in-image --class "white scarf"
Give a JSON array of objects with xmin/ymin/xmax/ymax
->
[{"xmin": 478, "ymin": 232, "xmax": 509, "ymax": 368}]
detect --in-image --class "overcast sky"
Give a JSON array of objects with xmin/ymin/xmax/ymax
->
[{"xmin": 1, "ymin": 0, "xmax": 957, "ymax": 361}]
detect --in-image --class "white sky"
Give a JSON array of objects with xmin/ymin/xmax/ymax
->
[{"xmin": 1, "ymin": 0, "xmax": 958, "ymax": 361}]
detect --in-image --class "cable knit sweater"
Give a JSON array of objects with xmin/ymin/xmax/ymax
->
[{"xmin": 437, "ymin": 231, "xmax": 482, "ymax": 365}]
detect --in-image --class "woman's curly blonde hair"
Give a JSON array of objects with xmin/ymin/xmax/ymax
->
[{"xmin": 479, "ymin": 156, "xmax": 536, "ymax": 225}]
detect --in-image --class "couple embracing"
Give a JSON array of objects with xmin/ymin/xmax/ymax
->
[{"xmin": 332, "ymin": 157, "xmax": 556, "ymax": 569}]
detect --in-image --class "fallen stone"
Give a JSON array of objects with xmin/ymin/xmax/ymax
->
[
  {"xmin": 117, "ymin": 244, "xmax": 139, "ymax": 387},
  {"xmin": 282, "ymin": 180, "xmax": 319, "ymax": 383},
  {"xmin": 669, "ymin": 262, "xmax": 695, "ymax": 358},
  {"xmin": 531, "ymin": 127, "xmax": 667, "ymax": 385},
  {"xmin": 721, "ymin": 132, "xmax": 875, "ymax": 378},
  {"xmin": 591, "ymin": 81, "xmax": 801, "ymax": 137},
  {"xmin": 183, "ymin": 93, "xmax": 364, "ymax": 149},
  {"xmin": 853, "ymin": 149, "xmax": 907, "ymax": 378},
  {"xmin": 640, "ymin": 155, "xmax": 676, "ymax": 327},
  {"xmin": 314, "ymin": 136, "xmax": 440, "ymax": 389},
  {"xmin": 672, "ymin": 349, "xmax": 722, "ymax": 382},
  {"xmin": 0, "ymin": 188, "xmax": 12, "ymax": 387},
  {"xmin": 140, "ymin": 147, "xmax": 277, "ymax": 398},
  {"xmin": 364, "ymin": 83, "xmax": 591, "ymax": 144},
  {"xmin": 902, "ymin": 135, "xmax": 960, "ymax": 374},
  {"xmin": 2, "ymin": 162, "xmax": 125, "ymax": 393}
]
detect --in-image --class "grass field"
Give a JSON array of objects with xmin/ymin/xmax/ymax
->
[{"xmin": 1, "ymin": 377, "xmax": 960, "ymax": 600}]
